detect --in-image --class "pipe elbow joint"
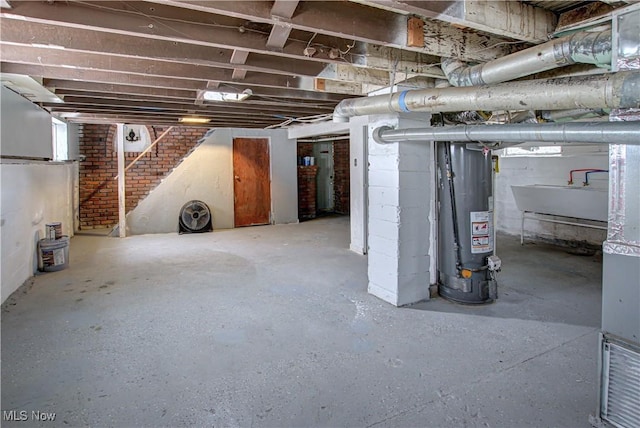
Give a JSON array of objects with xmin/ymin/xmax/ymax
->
[{"xmin": 372, "ymin": 126, "xmax": 394, "ymax": 144}]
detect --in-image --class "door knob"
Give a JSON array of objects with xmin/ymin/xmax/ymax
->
[{"xmin": 235, "ymin": 175, "xmax": 240, "ymax": 181}]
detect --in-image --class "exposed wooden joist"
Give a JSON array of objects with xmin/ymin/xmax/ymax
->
[
  {"xmin": 318, "ymin": 64, "xmax": 390, "ymax": 87},
  {"xmin": 52, "ymin": 108, "xmax": 280, "ymax": 124},
  {"xmin": 0, "ymin": 43, "xmax": 318, "ymax": 92},
  {"xmin": 52, "ymin": 89, "xmax": 337, "ymax": 110},
  {"xmin": 24, "ymin": 70, "xmax": 353, "ymax": 103},
  {"xmin": 0, "ymin": 21, "xmax": 326, "ymax": 78},
  {"xmin": 45, "ymin": 82, "xmax": 197, "ymax": 101},
  {"xmin": 266, "ymin": 0, "xmax": 299, "ymax": 50},
  {"xmin": 1, "ymin": 1, "xmax": 355, "ymax": 66},
  {"xmin": 49, "ymin": 111, "xmax": 284, "ymax": 126},
  {"xmin": 59, "ymin": 114, "xmax": 272, "ymax": 127},
  {"xmin": 143, "ymin": 0, "xmax": 515, "ymax": 61},
  {"xmin": 54, "ymin": 96, "xmax": 333, "ymax": 116},
  {"xmin": 0, "ymin": 8, "xmax": 439, "ymax": 81},
  {"xmin": 357, "ymin": 0, "xmax": 557, "ymax": 43},
  {"xmin": 230, "ymin": 50, "xmax": 250, "ymax": 80},
  {"xmin": 270, "ymin": 0, "xmax": 300, "ymax": 20},
  {"xmin": 47, "ymin": 98, "xmax": 332, "ymax": 118}
]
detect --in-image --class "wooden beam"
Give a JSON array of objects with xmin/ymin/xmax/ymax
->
[
  {"xmin": 407, "ymin": 17, "xmax": 424, "ymax": 48},
  {"xmin": 266, "ymin": 1, "xmax": 299, "ymax": 50},
  {"xmin": 52, "ymin": 97, "xmax": 334, "ymax": 116},
  {"xmin": 230, "ymin": 50, "xmax": 250, "ymax": 80},
  {"xmin": 555, "ymin": 2, "xmax": 614, "ymax": 34},
  {"xmin": 270, "ymin": 0, "xmax": 300, "ymax": 20},
  {"xmin": 0, "ymin": 21, "xmax": 326, "ymax": 78},
  {"xmin": 1, "ymin": 1, "xmax": 350, "ymax": 64},
  {"xmin": 265, "ymin": 24, "xmax": 292, "ymax": 50},
  {"xmin": 54, "ymin": 89, "xmax": 336, "ymax": 109},
  {"xmin": 40, "ymin": 78, "xmax": 351, "ymax": 102},
  {"xmin": 0, "ymin": 43, "xmax": 318, "ymax": 92},
  {"xmin": 45, "ymin": 82, "xmax": 197, "ymax": 100},
  {"xmin": 116, "ymin": 124, "xmax": 126, "ymax": 237},
  {"xmin": 0, "ymin": 12, "xmax": 440, "ymax": 82},
  {"xmin": 143, "ymin": 0, "xmax": 515, "ymax": 61},
  {"xmin": 54, "ymin": 109, "xmax": 279, "ymax": 124},
  {"xmin": 359, "ymin": 0, "xmax": 556, "ymax": 43}
]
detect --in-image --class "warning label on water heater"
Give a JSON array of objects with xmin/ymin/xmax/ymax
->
[{"xmin": 470, "ymin": 211, "xmax": 493, "ymax": 254}]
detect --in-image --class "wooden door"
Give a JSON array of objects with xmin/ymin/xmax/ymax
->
[{"xmin": 233, "ymin": 138, "xmax": 271, "ymax": 227}]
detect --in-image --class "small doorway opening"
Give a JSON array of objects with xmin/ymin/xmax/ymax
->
[{"xmin": 297, "ymin": 137, "xmax": 350, "ymax": 221}]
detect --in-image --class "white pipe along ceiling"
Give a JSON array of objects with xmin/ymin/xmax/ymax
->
[{"xmin": 372, "ymin": 122, "xmax": 640, "ymax": 146}]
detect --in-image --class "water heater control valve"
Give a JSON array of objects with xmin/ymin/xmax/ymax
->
[{"xmin": 487, "ymin": 255, "xmax": 502, "ymax": 272}]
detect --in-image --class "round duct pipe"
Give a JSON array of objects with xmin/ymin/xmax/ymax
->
[
  {"xmin": 372, "ymin": 121, "xmax": 640, "ymax": 146},
  {"xmin": 441, "ymin": 29, "xmax": 612, "ymax": 87},
  {"xmin": 333, "ymin": 72, "xmax": 640, "ymax": 122}
]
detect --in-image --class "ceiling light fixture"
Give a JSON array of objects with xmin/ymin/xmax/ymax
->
[
  {"xmin": 201, "ymin": 88, "xmax": 252, "ymax": 102},
  {"xmin": 179, "ymin": 117, "xmax": 211, "ymax": 124}
]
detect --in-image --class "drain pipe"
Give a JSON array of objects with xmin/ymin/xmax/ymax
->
[
  {"xmin": 333, "ymin": 71, "xmax": 640, "ymax": 122},
  {"xmin": 371, "ymin": 121, "xmax": 640, "ymax": 146},
  {"xmin": 441, "ymin": 29, "xmax": 612, "ymax": 87}
]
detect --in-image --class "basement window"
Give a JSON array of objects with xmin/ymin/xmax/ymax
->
[
  {"xmin": 501, "ymin": 146, "xmax": 562, "ymax": 157},
  {"xmin": 52, "ymin": 117, "xmax": 68, "ymax": 161}
]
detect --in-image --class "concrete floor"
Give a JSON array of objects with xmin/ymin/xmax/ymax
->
[{"xmin": 2, "ymin": 216, "xmax": 602, "ymax": 427}]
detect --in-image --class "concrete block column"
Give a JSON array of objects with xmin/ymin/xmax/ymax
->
[{"xmin": 367, "ymin": 113, "xmax": 434, "ymax": 306}]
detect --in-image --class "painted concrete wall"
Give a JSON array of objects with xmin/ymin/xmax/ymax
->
[
  {"xmin": 1, "ymin": 86, "xmax": 53, "ymax": 159},
  {"xmin": 1, "ymin": 86, "xmax": 78, "ymax": 303},
  {"xmin": 495, "ymin": 148, "xmax": 609, "ymax": 245},
  {"xmin": 349, "ymin": 116, "xmax": 369, "ymax": 255},
  {"xmin": 1, "ymin": 162, "xmax": 77, "ymax": 302},
  {"xmin": 127, "ymin": 128, "xmax": 297, "ymax": 235},
  {"xmin": 67, "ymin": 122, "xmax": 81, "ymax": 161},
  {"xmin": 367, "ymin": 113, "xmax": 434, "ymax": 306}
]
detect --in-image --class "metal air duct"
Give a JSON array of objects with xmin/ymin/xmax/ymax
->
[
  {"xmin": 441, "ymin": 29, "xmax": 612, "ymax": 87},
  {"xmin": 333, "ymin": 72, "xmax": 640, "ymax": 122}
]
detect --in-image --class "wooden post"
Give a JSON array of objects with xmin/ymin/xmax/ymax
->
[{"xmin": 116, "ymin": 123, "xmax": 126, "ymax": 238}]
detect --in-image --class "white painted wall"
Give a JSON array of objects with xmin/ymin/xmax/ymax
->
[
  {"xmin": 1, "ymin": 86, "xmax": 53, "ymax": 159},
  {"xmin": 1, "ymin": 162, "xmax": 76, "ymax": 302},
  {"xmin": 127, "ymin": 128, "xmax": 297, "ymax": 235},
  {"xmin": 367, "ymin": 113, "xmax": 434, "ymax": 306},
  {"xmin": 1, "ymin": 86, "xmax": 79, "ymax": 303},
  {"xmin": 495, "ymin": 148, "xmax": 609, "ymax": 245},
  {"xmin": 349, "ymin": 115, "xmax": 369, "ymax": 255}
]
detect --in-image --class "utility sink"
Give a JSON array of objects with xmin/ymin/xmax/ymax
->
[{"xmin": 511, "ymin": 184, "xmax": 608, "ymax": 222}]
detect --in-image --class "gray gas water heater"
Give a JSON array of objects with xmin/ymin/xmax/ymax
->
[{"xmin": 437, "ymin": 142, "xmax": 501, "ymax": 304}]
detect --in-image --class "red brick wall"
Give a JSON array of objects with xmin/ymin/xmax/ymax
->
[
  {"xmin": 79, "ymin": 124, "xmax": 206, "ymax": 229},
  {"xmin": 297, "ymin": 142, "xmax": 314, "ymax": 161},
  {"xmin": 333, "ymin": 141, "xmax": 350, "ymax": 214},
  {"xmin": 297, "ymin": 165, "xmax": 318, "ymax": 220}
]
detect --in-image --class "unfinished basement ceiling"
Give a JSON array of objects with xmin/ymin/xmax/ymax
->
[{"xmin": 0, "ymin": 0, "xmax": 630, "ymax": 127}]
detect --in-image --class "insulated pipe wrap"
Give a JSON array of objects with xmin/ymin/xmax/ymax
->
[
  {"xmin": 441, "ymin": 30, "xmax": 612, "ymax": 87},
  {"xmin": 332, "ymin": 72, "xmax": 640, "ymax": 121}
]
